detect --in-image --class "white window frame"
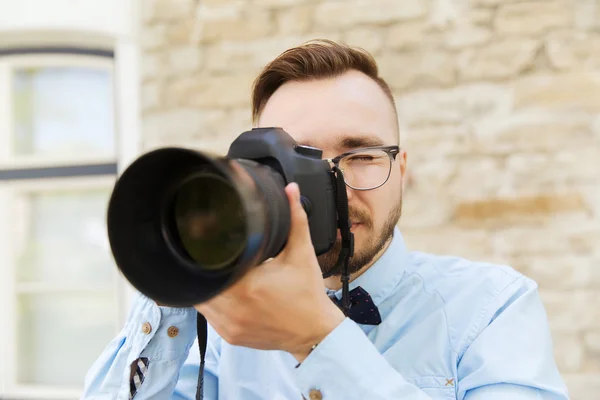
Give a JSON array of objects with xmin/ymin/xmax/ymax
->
[
  {"xmin": 0, "ymin": 44, "xmax": 140, "ymax": 399},
  {"xmin": 0, "ymin": 177, "xmax": 119, "ymax": 399},
  {"xmin": 0, "ymin": 53, "xmax": 117, "ymax": 169}
]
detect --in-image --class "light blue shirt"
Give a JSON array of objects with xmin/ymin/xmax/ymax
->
[{"xmin": 82, "ymin": 229, "xmax": 569, "ymax": 399}]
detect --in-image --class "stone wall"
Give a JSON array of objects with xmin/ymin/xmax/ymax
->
[{"xmin": 140, "ymin": 0, "xmax": 600, "ymax": 398}]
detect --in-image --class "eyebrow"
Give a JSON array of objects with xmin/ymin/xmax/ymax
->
[
  {"xmin": 338, "ymin": 135, "xmax": 385, "ymax": 149},
  {"xmin": 297, "ymin": 135, "xmax": 385, "ymax": 150}
]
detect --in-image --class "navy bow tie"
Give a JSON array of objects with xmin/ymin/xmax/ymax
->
[{"xmin": 331, "ymin": 286, "xmax": 382, "ymax": 325}]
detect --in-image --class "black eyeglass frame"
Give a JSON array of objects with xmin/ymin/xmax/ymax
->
[{"xmin": 325, "ymin": 145, "xmax": 401, "ymax": 191}]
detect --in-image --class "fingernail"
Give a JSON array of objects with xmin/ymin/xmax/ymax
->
[{"xmin": 291, "ymin": 182, "xmax": 300, "ymax": 202}]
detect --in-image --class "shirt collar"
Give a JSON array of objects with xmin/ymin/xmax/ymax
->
[{"xmin": 326, "ymin": 227, "xmax": 408, "ymax": 306}]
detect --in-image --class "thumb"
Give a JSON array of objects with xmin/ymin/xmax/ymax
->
[{"xmin": 281, "ymin": 182, "xmax": 313, "ymax": 257}]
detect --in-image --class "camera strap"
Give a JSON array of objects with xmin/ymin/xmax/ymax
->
[
  {"xmin": 331, "ymin": 166, "xmax": 355, "ymax": 315},
  {"xmin": 194, "ymin": 169, "xmax": 354, "ymax": 399},
  {"xmin": 196, "ymin": 312, "xmax": 207, "ymax": 400}
]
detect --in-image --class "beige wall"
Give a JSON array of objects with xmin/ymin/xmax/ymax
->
[{"xmin": 140, "ymin": 0, "xmax": 600, "ymax": 398}]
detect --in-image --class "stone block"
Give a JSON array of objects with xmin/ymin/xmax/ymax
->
[
  {"xmin": 452, "ymin": 194, "xmax": 587, "ymax": 228},
  {"xmin": 492, "ymin": 226, "xmax": 574, "ymax": 256},
  {"xmin": 515, "ymin": 254, "xmax": 599, "ymax": 290},
  {"xmin": 386, "ymin": 21, "xmax": 428, "ymax": 50},
  {"xmin": 188, "ymin": 73, "xmax": 256, "ymax": 108},
  {"xmin": 166, "ymin": 19, "xmax": 195, "ymax": 46},
  {"xmin": 142, "ymin": 24, "xmax": 168, "ymax": 50},
  {"xmin": 201, "ymin": 0, "xmax": 242, "ymax": 5},
  {"xmin": 343, "ymin": 28, "xmax": 386, "ymax": 54},
  {"xmin": 563, "ymin": 374, "xmax": 600, "ymax": 400},
  {"xmin": 584, "ymin": 332, "xmax": 600, "ymax": 354},
  {"xmin": 144, "ymin": 0, "xmax": 196, "ymax": 23},
  {"xmin": 405, "ymin": 156, "xmax": 459, "ymax": 191},
  {"xmin": 186, "ymin": 137, "xmax": 235, "ymax": 156},
  {"xmin": 379, "ymin": 50, "xmax": 456, "ymax": 91},
  {"xmin": 402, "ymin": 124, "xmax": 474, "ymax": 160},
  {"xmin": 593, "ymin": 115, "xmax": 600, "ymax": 141},
  {"xmin": 198, "ymin": 10, "xmax": 274, "ymax": 43},
  {"xmin": 401, "ymin": 227, "xmax": 496, "ymax": 261},
  {"xmin": 467, "ymin": 8, "xmax": 494, "ymax": 26},
  {"xmin": 203, "ymin": 35, "xmax": 343, "ymax": 73},
  {"xmin": 471, "ymin": 0, "xmax": 527, "ymax": 6},
  {"xmin": 552, "ymin": 332, "xmax": 584, "ymax": 373},
  {"xmin": 142, "ymin": 109, "xmax": 207, "ymax": 144},
  {"xmin": 203, "ymin": 43, "xmax": 262, "ymax": 73},
  {"xmin": 546, "ymin": 31, "xmax": 600, "ymax": 71},
  {"xmin": 167, "ymin": 46, "xmax": 203, "ymax": 74},
  {"xmin": 445, "ymin": 156, "xmax": 512, "ymax": 200},
  {"xmin": 495, "ymin": 1, "xmax": 573, "ymax": 36},
  {"xmin": 579, "ymin": 184, "xmax": 600, "ymax": 223},
  {"xmin": 506, "ymin": 149, "xmax": 599, "ymax": 191},
  {"xmin": 163, "ymin": 76, "xmax": 197, "ymax": 108},
  {"xmin": 574, "ymin": 0, "xmax": 600, "ymax": 30},
  {"xmin": 275, "ymin": 4, "xmax": 313, "ymax": 35},
  {"xmin": 568, "ymin": 228, "xmax": 600, "ymax": 256},
  {"xmin": 472, "ymin": 110, "xmax": 596, "ymax": 155},
  {"xmin": 141, "ymin": 82, "xmax": 162, "ymax": 111},
  {"xmin": 141, "ymin": 53, "xmax": 168, "ymax": 81},
  {"xmin": 314, "ymin": 0, "xmax": 427, "ymax": 29},
  {"xmin": 457, "ymin": 39, "xmax": 539, "ymax": 80},
  {"xmin": 444, "ymin": 24, "xmax": 492, "ymax": 50},
  {"xmin": 538, "ymin": 289, "xmax": 596, "ymax": 332},
  {"xmin": 401, "ymin": 189, "xmax": 454, "ymax": 228},
  {"xmin": 196, "ymin": 0, "xmax": 245, "ymax": 20},
  {"xmin": 254, "ymin": 0, "xmax": 309, "ymax": 7},
  {"xmin": 513, "ymin": 72, "xmax": 600, "ymax": 112},
  {"xmin": 395, "ymin": 84, "xmax": 512, "ymax": 127}
]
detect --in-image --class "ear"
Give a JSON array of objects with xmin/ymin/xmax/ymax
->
[{"xmin": 396, "ymin": 149, "xmax": 411, "ymax": 193}]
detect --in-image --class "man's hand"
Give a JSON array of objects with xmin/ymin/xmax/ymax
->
[{"xmin": 194, "ymin": 182, "xmax": 345, "ymax": 362}]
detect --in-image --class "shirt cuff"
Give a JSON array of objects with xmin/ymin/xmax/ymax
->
[
  {"xmin": 126, "ymin": 293, "xmax": 198, "ymax": 362},
  {"xmin": 292, "ymin": 318, "xmax": 400, "ymax": 399}
]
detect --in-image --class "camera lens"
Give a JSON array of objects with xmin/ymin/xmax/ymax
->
[
  {"xmin": 106, "ymin": 146, "xmax": 292, "ymax": 306},
  {"xmin": 172, "ymin": 172, "xmax": 247, "ymax": 271}
]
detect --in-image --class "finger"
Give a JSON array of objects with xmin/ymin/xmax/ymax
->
[{"xmin": 281, "ymin": 182, "xmax": 312, "ymax": 257}]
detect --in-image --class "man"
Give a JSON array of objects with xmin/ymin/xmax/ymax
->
[{"xmin": 83, "ymin": 40, "xmax": 569, "ymax": 399}]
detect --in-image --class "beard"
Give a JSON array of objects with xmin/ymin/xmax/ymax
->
[{"xmin": 318, "ymin": 197, "xmax": 402, "ymax": 277}]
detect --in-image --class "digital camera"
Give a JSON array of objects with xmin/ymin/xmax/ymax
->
[{"xmin": 106, "ymin": 127, "xmax": 338, "ymax": 307}]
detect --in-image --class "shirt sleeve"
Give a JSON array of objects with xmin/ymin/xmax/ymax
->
[
  {"xmin": 292, "ymin": 318, "xmax": 433, "ymax": 400},
  {"xmin": 81, "ymin": 292, "xmax": 219, "ymax": 400},
  {"xmin": 292, "ymin": 276, "xmax": 569, "ymax": 400},
  {"xmin": 458, "ymin": 277, "xmax": 569, "ymax": 400}
]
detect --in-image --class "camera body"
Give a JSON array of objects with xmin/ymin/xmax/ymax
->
[
  {"xmin": 106, "ymin": 127, "xmax": 339, "ymax": 306},
  {"xmin": 227, "ymin": 127, "xmax": 337, "ymax": 255}
]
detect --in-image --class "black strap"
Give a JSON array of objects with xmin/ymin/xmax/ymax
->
[
  {"xmin": 196, "ymin": 312, "xmax": 207, "ymax": 400},
  {"xmin": 321, "ymin": 167, "xmax": 354, "ymax": 313},
  {"xmin": 331, "ymin": 166, "xmax": 354, "ymax": 315}
]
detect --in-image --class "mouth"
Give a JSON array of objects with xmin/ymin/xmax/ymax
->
[{"xmin": 337, "ymin": 222, "xmax": 362, "ymax": 238}]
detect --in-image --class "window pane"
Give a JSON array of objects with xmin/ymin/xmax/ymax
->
[
  {"xmin": 16, "ymin": 189, "xmax": 115, "ymax": 285},
  {"xmin": 12, "ymin": 66, "xmax": 115, "ymax": 158},
  {"xmin": 16, "ymin": 291, "xmax": 117, "ymax": 386}
]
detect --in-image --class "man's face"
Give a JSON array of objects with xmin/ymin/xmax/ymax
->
[{"xmin": 257, "ymin": 70, "xmax": 407, "ymax": 277}]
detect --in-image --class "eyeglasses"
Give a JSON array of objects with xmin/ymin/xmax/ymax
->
[{"xmin": 325, "ymin": 145, "xmax": 400, "ymax": 191}]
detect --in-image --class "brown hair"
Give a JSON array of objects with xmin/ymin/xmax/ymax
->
[{"xmin": 251, "ymin": 39, "xmax": 397, "ymax": 125}]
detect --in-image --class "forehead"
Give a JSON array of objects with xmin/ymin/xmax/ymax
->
[{"xmin": 256, "ymin": 70, "xmax": 398, "ymax": 153}]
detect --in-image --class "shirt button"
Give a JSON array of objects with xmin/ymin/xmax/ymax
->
[
  {"xmin": 309, "ymin": 389, "xmax": 322, "ymax": 400},
  {"xmin": 141, "ymin": 322, "xmax": 152, "ymax": 334},
  {"xmin": 167, "ymin": 326, "xmax": 179, "ymax": 338}
]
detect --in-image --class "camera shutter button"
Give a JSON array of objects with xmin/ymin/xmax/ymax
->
[{"xmin": 295, "ymin": 145, "xmax": 322, "ymax": 158}]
